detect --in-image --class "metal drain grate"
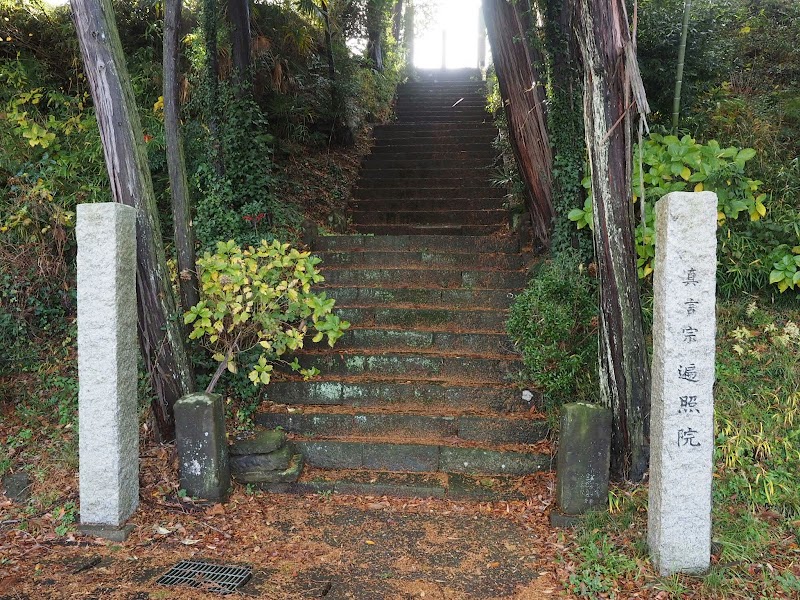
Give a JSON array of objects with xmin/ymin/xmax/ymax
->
[{"xmin": 156, "ymin": 560, "xmax": 252, "ymax": 595}]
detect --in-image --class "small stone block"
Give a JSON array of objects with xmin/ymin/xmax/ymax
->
[
  {"xmin": 261, "ymin": 479, "xmax": 335, "ymax": 495},
  {"xmin": 362, "ymin": 443, "xmax": 440, "ymax": 472},
  {"xmin": 230, "ymin": 444, "xmax": 292, "ymax": 477},
  {"xmin": 549, "ymin": 511, "xmax": 580, "ymax": 528},
  {"xmin": 1, "ymin": 472, "xmax": 32, "ymax": 504},
  {"xmin": 235, "ymin": 454, "xmax": 304, "ymax": 484},
  {"xmin": 295, "ymin": 441, "xmax": 364, "ymax": 469},
  {"xmin": 555, "ymin": 402, "xmax": 612, "ymax": 515},
  {"xmin": 78, "ymin": 523, "xmax": 135, "ymax": 542},
  {"xmin": 230, "ymin": 429, "xmax": 287, "ymax": 455},
  {"xmin": 175, "ymin": 393, "xmax": 230, "ymax": 502}
]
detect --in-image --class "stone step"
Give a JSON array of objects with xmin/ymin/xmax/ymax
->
[
  {"xmin": 333, "ymin": 306, "xmax": 508, "ymax": 333},
  {"xmin": 394, "ymin": 102, "xmax": 488, "ymax": 112},
  {"xmin": 351, "ymin": 209, "xmax": 507, "ymax": 227},
  {"xmin": 259, "ymin": 470, "xmax": 529, "ymax": 501},
  {"xmin": 330, "ymin": 328, "xmax": 515, "ymax": 355},
  {"xmin": 256, "ymin": 410, "xmax": 547, "ymax": 445},
  {"xmin": 352, "ymin": 224, "xmax": 506, "ymax": 236},
  {"xmin": 357, "ymin": 167, "xmax": 492, "ymax": 181},
  {"xmin": 368, "ymin": 145, "xmax": 495, "ymax": 158},
  {"xmin": 313, "ymin": 234, "xmax": 519, "ymax": 253},
  {"xmin": 291, "ymin": 353, "xmax": 520, "ymax": 383},
  {"xmin": 321, "ymin": 266, "xmax": 525, "ymax": 289},
  {"xmin": 361, "ymin": 157, "xmax": 494, "ymax": 170},
  {"xmin": 349, "ymin": 197, "xmax": 502, "ymax": 212},
  {"xmin": 353, "ymin": 186, "xmax": 502, "ymax": 200},
  {"xmin": 288, "ymin": 439, "xmax": 549, "ymax": 475},
  {"xmin": 371, "ymin": 133, "xmax": 495, "ymax": 145},
  {"xmin": 267, "ymin": 380, "xmax": 529, "ymax": 413},
  {"xmin": 315, "ymin": 250, "xmax": 521, "ymax": 270},
  {"xmin": 373, "ymin": 123, "xmax": 495, "ymax": 137},
  {"xmin": 395, "ymin": 107, "xmax": 489, "ymax": 116},
  {"xmin": 395, "ymin": 116, "xmax": 493, "ymax": 124},
  {"xmin": 321, "ymin": 286, "xmax": 519, "ymax": 309},
  {"xmin": 355, "ymin": 177, "xmax": 492, "ymax": 190}
]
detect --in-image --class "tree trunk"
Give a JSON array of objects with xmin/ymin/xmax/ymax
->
[
  {"xmin": 71, "ymin": 0, "xmax": 195, "ymax": 440},
  {"xmin": 227, "ymin": 0, "xmax": 251, "ymax": 88},
  {"xmin": 542, "ymin": 0, "xmax": 591, "ymax": 259},
  {"xmin": 204, "ymin": 0, "xmax": 224, "ymax": 175},
  {"xmin": 404, "ymin": 0, "xmax": 414, "ymax": 67},
  {"xmin": 164, "ymin": 0, "xmax": 200, "ymax": 314},
  {"xmin": 483, "ymin": 0, "xmax": 553, "ymax": 249},
  {"xmin": 574, "ymin": 0, "xmax": 651, "ymax": 481},
  {"xmin": 392, "ymin": 0, "xmax": 403, "ymax": 42},
  {"xmin": 366, "ymin": 0, "xmax": 384, "ymax": 71}
]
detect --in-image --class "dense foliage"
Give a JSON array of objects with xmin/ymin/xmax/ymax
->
[{"xmin": 506, "ymin": 251, "xmax": 599, "ymax": 415}]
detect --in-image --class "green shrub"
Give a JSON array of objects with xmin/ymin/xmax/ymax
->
[
  {"xmin": 185, "ymin": 239, "xmax": 349, "ymax": 393},
  {"xmin": 506, "ymin": 251, "xmax": 598, "ymax": 414}
]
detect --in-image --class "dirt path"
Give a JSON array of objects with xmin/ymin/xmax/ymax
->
[{"xmin": 1, "ymin": 473, "xmax": 564, "ymax": 599}]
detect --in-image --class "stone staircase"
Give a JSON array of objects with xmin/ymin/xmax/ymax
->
[{"xmin": 257, "ymin": 69, "xmax": 549, "ymax": 499}]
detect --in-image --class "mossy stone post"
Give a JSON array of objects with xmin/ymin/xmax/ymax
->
[
  {"xmin": 175, "ymin": 393, "xmax": 230, "ymax": 502},
  {"xmin": 648, "ymin": 192, "xmax": 717, "ymax": 576},
  {"xmin": 553, "ymin": 402, "xmax": 612, "ymax": 524}
]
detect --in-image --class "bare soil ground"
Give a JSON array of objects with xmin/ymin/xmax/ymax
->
[{"xmin": 1, "ymin": 448, "xmax": 565, "ymax": 600}]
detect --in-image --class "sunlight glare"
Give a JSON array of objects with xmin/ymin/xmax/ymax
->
[{"xmin": 414, "ymin": 0, "xmax": 485, "ymax": 69}]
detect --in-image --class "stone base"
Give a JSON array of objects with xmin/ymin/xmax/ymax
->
[
  {"xmin": 1, "ymin": 472, "xmax": 32, "ymax": 504},
  {"xmin": 78, "ymin": 523, "xmax": 135, "ymax": 542},
  {"xmin": 549, "ymin": 511, "xmax": 580, "ymax": 528}
]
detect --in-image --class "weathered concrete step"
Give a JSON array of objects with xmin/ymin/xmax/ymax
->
[
  {"xmin": 259, "ymin": 470, "xmax": 528, "ymax": 501},
  {"xmin": 394, "ymin": 107, "xmax": 489, "ymax": 117},
  {"xmin": 371, "ymin": 133, "xmax": 495, "ymax": 144},
  {"xmin": 369, "ymin": 145, "xmax": 495, "ymax": 157},
  {"xmin": 395, "ymin": 116, "xmax": 492, "ymax": 124},
  {"xmin": 321, "ymin": 267, "xmax": 525, "ymax": 289},
  {"xmin": 288, "ymin": 439, "xmax": 549, "ymax": 475},
  {"xmin": 292, "ymin": 353, "xmax": 520, "ymax": 383},
  {"xmin": 394, "ymin": 103, "xmax": 488, "ymax": 113},
  {"xmin": 330, "ymin": 328, "xmax": 514, "ymax": 354},
  {"xmin": 355, "ymin": 177, "xmax": 492, "ymax": 190},
  {"xmin": 351, "ymin": 209, "xmax": 507, "ymax": 227},
  {"xmin": 373, "ymin": 123, "xmax": 495, "ymax": 136},
  {"xmin": 357, "ymin": 167, "xmax": 492, "ymax": 181},
  {"xmin": 321, "ymin": 286, "xmax": 519, "ymax": 309},
  {"xmin": 361, "ymin": 157, "xmax": 494, "ymax": 170},
  {"xmin": 353, "ymin": 224, "xmax": 506, "ymax": 236},
  {"xmin": 333, "ymin": 306, "xmax": 508, "ymax": 333},
  {"xmin": 256, "ymin": 411, "xmax": 547, "ymax": 445},
  {"xmin": 313, "ymin": 234, "xmax": 519, "ymax": 253},
  {"xmin": 315, "ymin": 250, "xmax": 521, "ymax": 270},
  {"xmin": 353, "ymin": 186, "xmax": 502, "ymax": 200},
  {"xmin": 349, "ymin": 197, "xmax": 502, "ymax": 212},
  {"xmin": 267, "ymin": 380, "xmax": 529, "ymax": 413}
]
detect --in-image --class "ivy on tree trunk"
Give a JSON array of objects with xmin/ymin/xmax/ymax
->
[
  {"xmin": 574, "ymin": 0, "xmax": 651, "ymax": 481},
  {"xmin": 71, "ymin": 0, "xmax": 195, "ymax": 440}
]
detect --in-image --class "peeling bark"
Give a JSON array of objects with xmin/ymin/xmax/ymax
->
[
  {"xmin": 72, "ymin": 0, "xmax": 195, "ymax": 440},
  {"xmin": 574, "ymin": 0, "xmax": 651, "ymax": 481},
  {"xmin": 484, "ymin": 0, "xmax": 553, "ymax": 249},
  {"xmin": 228, "ymin": 0, "xmax": 251, "ymax": 87}
]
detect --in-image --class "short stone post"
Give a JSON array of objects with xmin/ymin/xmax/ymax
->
[
  {"xmin": 76, "ymin": 203, "xmax": 138, "ymax": 541},
  {"xmin": 175, "ymin": 393, "xmax": 230, "ymax": 502},
  {"xmin": 551, "ymin": 402, "xmax": 612, "ymax": 526},
  {"xmin": 648, "ymin": 192, "xmax": 717, "ymax": 575}
]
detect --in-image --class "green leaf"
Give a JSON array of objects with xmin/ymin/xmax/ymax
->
[
  {"xmin": 769, "ymin": 270, "xmax": 785, "ymax": 284},
  {"xmin": 735, "ymin": 148, "xmax": 756, "ymax": 163}
]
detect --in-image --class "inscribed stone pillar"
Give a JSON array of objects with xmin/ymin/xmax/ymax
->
[
  {"xmin": 77, "ymin": 203, "xmax": 139, "ymax": 529},
  {"xmin": 648, "ymin": 192, "xmax": 717, "ymax": 575}
]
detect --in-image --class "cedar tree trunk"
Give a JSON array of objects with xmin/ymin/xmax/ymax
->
[
  {"xmin": 163, "ymin": 0, "xmax": 200, "ymax": 313},
  {"xmin": 367, "ymin": 0, "xmax": 384, "ymax": 71},
  {"xmin": 392, "ymin": 0, "xmax": 404, "ymax": 42},
  {"xmin": 484, "ymin": 0, "xmax": 553, "ymax": 249},
  {"xmin": 71, "ymin": 0, "xmax": 195, "ymax": 440},
  {"xmin": 574, "ymin": 0, "xmax": 651, "ymax": 481},
  {"xmin": 228, "ymin": 0, "xmax": 251, "ymax": 87}
]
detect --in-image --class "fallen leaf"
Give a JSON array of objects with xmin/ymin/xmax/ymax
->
[
  {"xmin": 487, "ymin": 561, "xmax": 500, "ymax": 568},
  {"xmin": 365, "ymin": 540, "xmax": 376, "ymax": 545},
  {"xmin": 181, "ymin": 538, "xmax": 200, "ymax": 545},
  {"xmin": 154, "ymin": 526, "xmax": 172, "ymax": 535}
]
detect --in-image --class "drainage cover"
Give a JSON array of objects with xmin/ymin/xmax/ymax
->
[{"xmin": 156, "ymin": 560, "xmax": 252, "ymax": 595}]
